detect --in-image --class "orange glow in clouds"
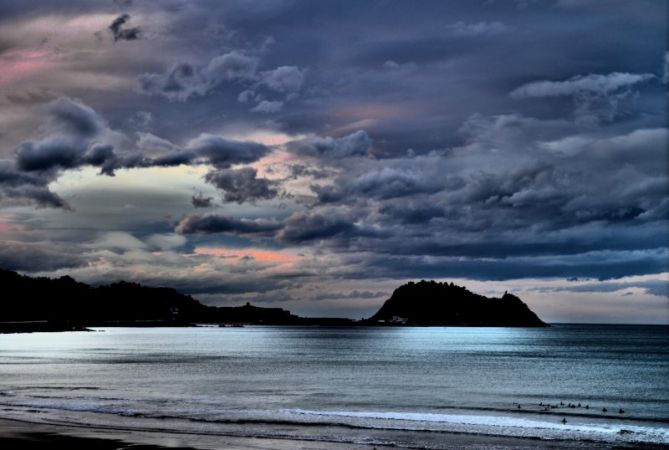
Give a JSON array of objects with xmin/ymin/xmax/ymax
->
[{"xmin": 194, "ymin": 247, "xmax": 302, "ymax": 271}]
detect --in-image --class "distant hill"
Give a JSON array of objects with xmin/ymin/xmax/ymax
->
[
  {"xmin": 1, "ymin": 270, "xmax": 546, "ymax": 332},
  {"xmin": 0, "ymin": 269, "xmax": 352, "ymax": 331},
  {"xmin": 366, "ymin": 280, "xmax": 547, "ymax": 327}
]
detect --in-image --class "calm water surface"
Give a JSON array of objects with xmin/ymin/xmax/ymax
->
[{"xmin": 1, "ymin": 325, "xmax": 668, "ymax": 448}]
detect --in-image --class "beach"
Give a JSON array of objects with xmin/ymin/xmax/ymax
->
[
  {"xmin": 1, "ymin": 325, "xmax": 668, "ymax": 449},
  {"xmin": 5, "ymin": 417, "xmax": 668, "ymax": 450}
]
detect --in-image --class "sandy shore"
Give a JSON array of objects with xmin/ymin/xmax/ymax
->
[
  {"xmin": 0, "ymin": 418, "xmax": 197, "ymax": 449},
  {"xmin": 3, "ymin": 416, "xmax": 668, "ymax": 450}
]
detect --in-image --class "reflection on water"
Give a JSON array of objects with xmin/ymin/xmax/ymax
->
[{"xmin": 0, "ymin": 325, "xmax": 668, "ymax": 447}]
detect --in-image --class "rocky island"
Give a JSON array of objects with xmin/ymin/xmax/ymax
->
[
  {"xmin": 1, "ymin": 269, "xmax": 545, "ymax": 331},
  {"xmin": 366, "ymin": 280, "xmax": 546, "ymax": 327}
]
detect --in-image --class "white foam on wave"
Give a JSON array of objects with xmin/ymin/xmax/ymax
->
[
  {"xmin": 286, "ymin": 408, "xmax": 669, "ymax": 443},
  {"xmin": 3, "ymin": 394, "xmax": 669, "ymax": 445}
]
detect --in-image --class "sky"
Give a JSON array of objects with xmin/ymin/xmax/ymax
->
[{"xmin": 0, "ymin": 0, "xmax": 667, "ymax": 324}]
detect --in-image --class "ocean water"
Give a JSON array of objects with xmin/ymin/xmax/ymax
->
[{"xmin": 1, "ymin": 325, "xmax": 668, "ymax": 448}]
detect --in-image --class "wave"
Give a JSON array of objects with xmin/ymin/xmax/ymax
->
[
  {"xmin": 2, "ymin": 386, "xmax": 100, "ymax": 391},
  {"xmin": 5, "ymin": 389, "xmax": 668, "ymax": 425},
  {"xmin": 289, "ymin": 408, "xmax": 669, "ymax": 436},
  {"xmin": 431, "ymin": 404, "xmax": 669, "ymax": 424},
  {"xmin": 2, "ymin": 398, "xmax": 669, "ymax": 446}
]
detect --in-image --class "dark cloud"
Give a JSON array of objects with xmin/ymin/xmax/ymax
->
[
  {"xmin": 12, "ymin": 96, "xmax": 272, "ymax": 176},
  {"xmin": 314, "ymin": 166, "xmax": 443, "ymax": 203},
  {"xmin": 137, "ymin": 52, "xmax": 259, "ymax": 101},
  {"xmin": 136, "ymin": 50, "xmax": 307, "ymax": 110},
  {"xmin": 0, "ymin": 183, "xmax": 69, "ymax": 209},
  {"xmin": 5, "ymin": 97, "xmax": 276, "ymax": 208},
  {"xmin": 83, "ymin": 144, "xmax": 115, "ymax": 166},
  {"xmin": 0, "ymin": 0, "xmax": 666, "ymax": 319},
  {"xmin": 191, "ymin": 193, "xmax": 213, "ymax": 208},
  {"xmin": 351, "ymin": 249, "xmax": 669, "ymax": 282},
  {"xmin": 186, "ymin": 133, "xmax": 270, "ymax": 168},
  {"xmin": 48, "ymin": 97, "xmax": 105, "ymax": 137},
  {"xmin": 379, "ymin": 202, "xmax": 445, "ymax": 224},
  {"xmin": 108, "ymin": 13, "xmax": 141, "ymax": 42},
  {"xmin": 97, "ymin": 133, "xmax": 272, "ymax": 175},
  {"xmin": 288, "ymin": 164, "xmax": 332, "ymax": 180},
  {"xmin": 0, "ymin": 159, "xmax": 69, "ymax": 208},
  {"xmin": 94, "ymin": 132, "xmax": 271, "ymax": 175},
  {"xmin": 204, "ymin": 167, "xmax": 278, "ymax": 203},
  {"xmin": 277, "ymin": 212, "xmax": 357, "ymax": 244},
  {"xmin": 137, "ymin": 63, "xmax": 207, "ymax": 102},
  {"xmin": 137, "ymin": 151, "xmax": 192, "ymax": 168},
  {"xmin": 0, "ymin": 241, "xmax": 86, "ymax": 271},
  {"xmin": 0, "ymin": 160, "xmax": 45, "ymax": 187},
  {"xmin": 178, "ymin": 208, "xmax": 370, "ymax": 244},
  {"xmin": 288, "ymin": 130, "xmax": 372, "ymax": 159},
  {"xmin": 17, "ymin": 138, "xmax": 87, "ymax": 172},
  {"xmin": 176, "ymin": 214, "xmax": 282, "ymax": 235},
  {"xmin": 15, "ymin": 98, "xmax": 114, "ymax": 174}
]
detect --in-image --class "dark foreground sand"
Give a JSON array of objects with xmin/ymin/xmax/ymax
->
[{"xmin": 1, "ymin": 417, "xmax": 666, "ymax": 450}]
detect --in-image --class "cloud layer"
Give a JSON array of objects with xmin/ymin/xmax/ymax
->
[{"xmin": 0, "ymin": 0, "xmax": 666, "ymax": 322}]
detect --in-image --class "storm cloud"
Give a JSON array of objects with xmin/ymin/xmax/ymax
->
[
  {"xmin": 108, "ymin": 14, "xmax": 140, "ymax": 42},
  {"xmin": 137, "ymin": 52, "xmax": 259, "ymax": 101},
  {"xmin": 288, "ymin": 131, "xmax": 372, "ymax": 159},
  {"xmin": 137, "ymin": 51, "xmax": 306, "ymax": 106},
  {"xmin": 0, "ymin": 0, "xmax": 666, "ymax": 321},
  {"xmin": 205, "ymin": 167, "xmax": 279, "ymax": 203},
  {"xmin": 191, "ymin": 193, "xmax": 213, "ymax": 208},
  {"xmin": 176, "ymin": 214, "xmax": 282, "ymax": 235}
]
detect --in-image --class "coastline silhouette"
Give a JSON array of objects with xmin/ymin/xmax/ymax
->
[{"xmin": 0, "ymin": 269, "xmax": 545, "ymax": 331}]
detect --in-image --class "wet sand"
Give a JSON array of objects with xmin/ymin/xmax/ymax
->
[
  {"xmin": 0, "ymin": 418, "xmax": 196, "ymax": 449},
  {"xmin": 2, "ymin": 417, "xmax": 668, "ymax": 450}
]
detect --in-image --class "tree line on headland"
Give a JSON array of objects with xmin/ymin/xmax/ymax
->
[{"xmin": 0, "ymin": 269, "xmax": 546, "ymax": 333}]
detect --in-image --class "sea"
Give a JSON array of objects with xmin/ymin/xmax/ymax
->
[{"xmin": 1, "ymin": 324, "xmax": 668, "ymax": 449}]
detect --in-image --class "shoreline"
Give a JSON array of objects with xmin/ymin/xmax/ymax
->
[
  {"xmin": 1, "ymin": 416, "xmax": 667, "ymax": 450},
  {"xmin": 2, "ymin": 326, "xmax": 668, "ymax": 449},
  {"xmin": 3, "ymin": 323, "xmax": 667, "ymax": 335},
  {"xmin": 0, "ymin": 417, "xmax": 197, "ymax": 450}
]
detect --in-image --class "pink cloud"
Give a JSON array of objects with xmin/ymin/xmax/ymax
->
[
  {"xmin": 251, "ymin": 150, "xmax": 297, "ymax": 177},
  {"xmin": 0, "ymin": 49, "xmax": 53, "ymax": 86},
  {"xmin": 0, "ymin": 215, "xmax": 23, "ymax": 234},
  {"xmin": 193, "ymin": 246, "xmax": 302, "ymax": 271}
]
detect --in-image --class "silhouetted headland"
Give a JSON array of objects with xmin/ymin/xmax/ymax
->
[
  {"xmin": 0, "ymin": 269, "xmax": 546, "ymax": 331},
  {"xmin": 365, "ymin": 280, "xmax": 547, "ymax": 327},
  {"xmin": 0, "ymin": 269, "xmax": 352, "ymax": 332}
]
